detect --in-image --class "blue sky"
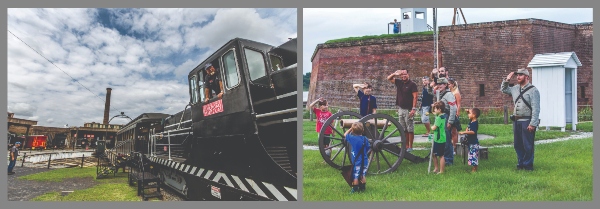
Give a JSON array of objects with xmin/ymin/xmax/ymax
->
[
  {"xmin": 303, "ymin": 8, "xmax": 593, "ymax": 75},
  {"xmin": 7, "ymin": 8, "xmax": 297, "ymax": 127}
]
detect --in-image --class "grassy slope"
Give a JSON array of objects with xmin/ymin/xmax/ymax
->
[{"xmin": 303, "ymin": 137, "xmax": 593, "ymax": 201}]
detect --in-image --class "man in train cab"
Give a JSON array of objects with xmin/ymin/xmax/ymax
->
[{"xmin": 204, "ymin": 63, "xmax": 224, "ymax": 103}]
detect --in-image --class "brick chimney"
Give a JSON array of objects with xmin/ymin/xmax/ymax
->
[{"xmin": 103, "ymin": 88, "xmax": 112, "ymax": 125}]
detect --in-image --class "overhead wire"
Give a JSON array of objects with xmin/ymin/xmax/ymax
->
[{"xmin": 7, "ymin": 29, "xmax": 125, "ymax": 118}]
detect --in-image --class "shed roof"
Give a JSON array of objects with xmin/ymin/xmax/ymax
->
[{"xmin": 527, "ymin": 52, "xmax": 582, "ymax": 68}]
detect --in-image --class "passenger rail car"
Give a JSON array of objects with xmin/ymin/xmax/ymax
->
[{"xmin": 112, "ymin": 38, "xmax": 297, "ymax": 201}]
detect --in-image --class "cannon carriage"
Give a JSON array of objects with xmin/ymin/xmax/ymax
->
[{"xmin": 318, "ymin": 111, "xmax": 428, "ymax": 175}]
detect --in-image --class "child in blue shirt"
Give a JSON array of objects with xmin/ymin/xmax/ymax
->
[
  {"xmin": 431, "ymin": 101, "xmax": 447, "ymax": 174},
  {"xmin": 344, "ymin": 122, "xmax": 370, "ymax": 193},
  {"xmin": 459, "ymin": 108, "xmax": 481, "ymax": 172}
]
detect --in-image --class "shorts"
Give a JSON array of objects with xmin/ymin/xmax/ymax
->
[
  {"xmin": 468, "ymin": 144, "xmax": 479, "ymax": 166},
  {"xmin": 433, "ymin": 142, "xmax": 445, "ymax": 157},
  {"xmin": 352, "ymin": 159, "xmax": 369, "ymax": 180},
  {"xmin": 323, "ymin": 134, "xmax": 331, "ymax": 146},
  {"xmin": 421, "ymin": 106, "xmax": 430, "ymax": 123},
  {"xmin": 398, "ymin": 108, "xmax": 415, "ymax": 133}
]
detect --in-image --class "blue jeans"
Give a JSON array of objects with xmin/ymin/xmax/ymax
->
[
  {"xmin": 8, "ymin": 159, "xmax": 16, "ymax": 173},
  {"xmin": 443, "ymin": 113, "xmax": 454, "ymax": 165},
  {"xmin": 514, "ymin": 120, "xmax": 535, "ymax": 170}
]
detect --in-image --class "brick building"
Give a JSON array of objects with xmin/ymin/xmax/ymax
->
[{"xmin": 308, "ymin": 18, "xmax": 593, "ymax": 110}]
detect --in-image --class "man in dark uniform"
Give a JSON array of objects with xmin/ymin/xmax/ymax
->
[
  {"xmin": 8, "ymin": 141, "xmax": 20, "ymax": 175},
  {"xmin": 501, "ymin": 68, "xmax": 540, "ymax": 171},
  {"xmin": 204, "ymin": 63, "xmax": 224, "ymax": 103}
]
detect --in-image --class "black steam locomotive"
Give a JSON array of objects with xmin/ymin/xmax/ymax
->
[{"xmin": 111, "ymin": 38, "xmax": 297, "ymax": 201}]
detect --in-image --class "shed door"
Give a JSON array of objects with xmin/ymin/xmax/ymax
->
[{"xmin": 565, "ymin": 68, "xmax": 573, "ymax": 123}]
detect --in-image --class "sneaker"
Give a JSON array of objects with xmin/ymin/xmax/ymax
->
[
  {"xmin": 350, "ymin": 185, "xmax": 360, "ymax": 193},
  {"xmin": 359, "ymin": 183, "xmax": 366, "ymax": 192},
  {"xmin": 407, "ymin": 148, "xmax": 413, "ymax": 153},
  {"xmin": 8, "ymin": 172, "xmax": 15, "ymax": 175},
  {"xmin": 325, "ymin": 149, "xmax": 332, "ymax": 157}
]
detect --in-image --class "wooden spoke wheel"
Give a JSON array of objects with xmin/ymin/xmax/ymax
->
[
  {"xmin": 318, "ymin": 111, "xmax": 362, "ymax": 169},
  {"xmin": 358, "ymin": 114, "xmax": 406, "ymax": 175}
]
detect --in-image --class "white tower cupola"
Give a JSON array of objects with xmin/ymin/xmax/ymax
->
[{"xmin": 400, "ymin": 8, "xmax": 428, "ymax": 33}]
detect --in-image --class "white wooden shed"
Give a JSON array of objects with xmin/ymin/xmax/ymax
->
[{"xmin": 527, "ymin": 52, "xmax": 582, "ymax": 131}]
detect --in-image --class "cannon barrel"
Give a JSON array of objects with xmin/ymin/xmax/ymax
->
[{"xmin": 340, "ymin": 118, "xmax": 390, "ymax": 129}]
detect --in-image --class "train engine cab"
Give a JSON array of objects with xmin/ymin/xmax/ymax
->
[{"xmin": 146, "ymin": 38, "xmax": 297, "ymax": 201}]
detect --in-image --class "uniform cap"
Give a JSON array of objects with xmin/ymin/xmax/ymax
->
[{"xmin": 516, "ymin": 68, "xmax": 530, "ymax": 76}]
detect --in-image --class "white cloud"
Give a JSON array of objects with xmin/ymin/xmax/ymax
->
[
  {"xmin": 8, "ymin": 8, "xmax": 296, "ymax": 127},
  {"xmin": 302, "ymin": 8, "xmax": 593, "ymax": 74}
]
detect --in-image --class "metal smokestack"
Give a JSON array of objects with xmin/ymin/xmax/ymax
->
[{"xmin": 103, "ymin": 88, "xmax": 112, "ymax": 125}]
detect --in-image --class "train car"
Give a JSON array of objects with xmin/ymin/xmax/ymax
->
[
  {"xmin": 113, "ymin": 38, "xmax": 297, "ymax": 201},
  {"xmin": 25, "ymin": 135, "xmax": 47, "ymax": 150},
  {"xmin": 48, "ymin": 133, "xmax": 67, "ymax": 149}
]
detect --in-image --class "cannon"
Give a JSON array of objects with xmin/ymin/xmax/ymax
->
[{"xmin": 318, "ymin": 111, "xmax": 428, "ymax": 174}]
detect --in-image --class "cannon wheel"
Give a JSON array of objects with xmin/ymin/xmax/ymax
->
[
  {"xmin": 358, "ymin": 113, "xmax": 406, "ymax": 175},
  {"xmin": 318, "ymin": 111, "xmax": 363, "ymax": 169}
]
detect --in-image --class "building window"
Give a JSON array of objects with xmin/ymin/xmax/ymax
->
[
  {"xmin": 415, "ymin": 12, "xmax": 424, "ymax": 19},
  {"xmin": 581, "ymin": 86, "xmax": 586, "ymax": 98},
  {"xmin": 403, "ymin": 12, "xmax": 411, "ymax": 19},
  {"xmin": 479, "ymin": 84, "xmax": 485, "ymax": 97}
]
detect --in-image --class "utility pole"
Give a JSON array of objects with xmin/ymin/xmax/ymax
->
[
  {"xmin": 433, "ymin": 8, "xmax": 438, "ymax": 69},
  {"xmin": 452, "ymin": 8, "xmax": 467, "ymax": 25}
]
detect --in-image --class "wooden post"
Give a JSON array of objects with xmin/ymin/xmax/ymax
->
[
  {"xmin": 21, "ymin": 153, "xmax": 26, "ymax": 167},
  {"xmin": 81, "ymin": 154, "xmax": 85, "ymax": 168},
  {"xmin": 503, "ymin": 105, "xmax": 508, "ymax": 125},
  {"xmin": 47, "ymin": 153, "xmax": 52, "ymax": 169}
]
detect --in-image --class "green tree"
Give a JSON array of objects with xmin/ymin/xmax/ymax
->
[{"xmin": 303, "ymin": 72, "xmax": 311, "ymax": 91}]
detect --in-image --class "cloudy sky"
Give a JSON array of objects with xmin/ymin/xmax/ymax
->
[
  {"xmin": 7, "ymin": 8, "xmax": 297, "ymax": 127},
  {"xmin": 303, "ymin": 8, "xmax": 593, "ymax": 75}
]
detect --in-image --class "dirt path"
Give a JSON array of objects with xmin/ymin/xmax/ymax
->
[{"xmin": 7, "ymin": 167, "xmax": 100, "ymax": 201}]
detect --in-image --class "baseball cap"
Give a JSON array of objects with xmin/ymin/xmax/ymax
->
[{"xmin": 15, "ymin": 142, "xmax": 21, "ymax": 145}]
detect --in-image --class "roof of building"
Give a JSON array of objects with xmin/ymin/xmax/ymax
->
[{"xmin": 527, "ymin": 52, "xmax": 582, "ymax": 68}]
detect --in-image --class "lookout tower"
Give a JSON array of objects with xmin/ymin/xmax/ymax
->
[{"xmin": 400, "ymin": 8, "xmax": 428, "ymax": 33}]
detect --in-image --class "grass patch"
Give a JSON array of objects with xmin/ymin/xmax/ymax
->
[
  {"xmin": 303, "ymin": 121, "xmax": 592, "ymax": 148},
  {"xmin": 32, "ymin": 182, "xmax": 140, "ymax": 201},
  {"xmin": 20, "ymin": 167, "xmax": 141, "ymax": 201},
  {"xmin": 19, "ymin": 167, "xmax": 98, "ymax": 182},
  {"xmin": 325, "ymin": 31, "xmax": 434, "ymax": 44},
  {"xmin": 303, "ymin": 138, "xmax": 593, "ymax": 201}
]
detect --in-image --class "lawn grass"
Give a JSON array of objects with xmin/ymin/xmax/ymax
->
[
  {"xmin": 303, "ymin": 121, "xmax": 592, "ymax": 148},
  {"xmin": 20, "ymin": 167, "xmax": 141, "ymax": 201},
  {"xmin": 19, "ymin": 167, "xmax": 99, "ymax": 182},
  {"xmin": 32, "ymin": 181, "xmax": 140, "ymax": 201},
  {"xmin": 303, "ymin": 137, "xmax": 593, "ymax": 201}
]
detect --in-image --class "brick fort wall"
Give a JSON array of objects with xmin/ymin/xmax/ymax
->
[{"xmin": 309, "ymin": 18, "xmax": 593, "ymax": 111}]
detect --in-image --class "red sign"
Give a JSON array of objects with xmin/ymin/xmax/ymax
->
[{"xmin": 203, "ymin": 99, "xmax": 224, "ymax": 117}]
